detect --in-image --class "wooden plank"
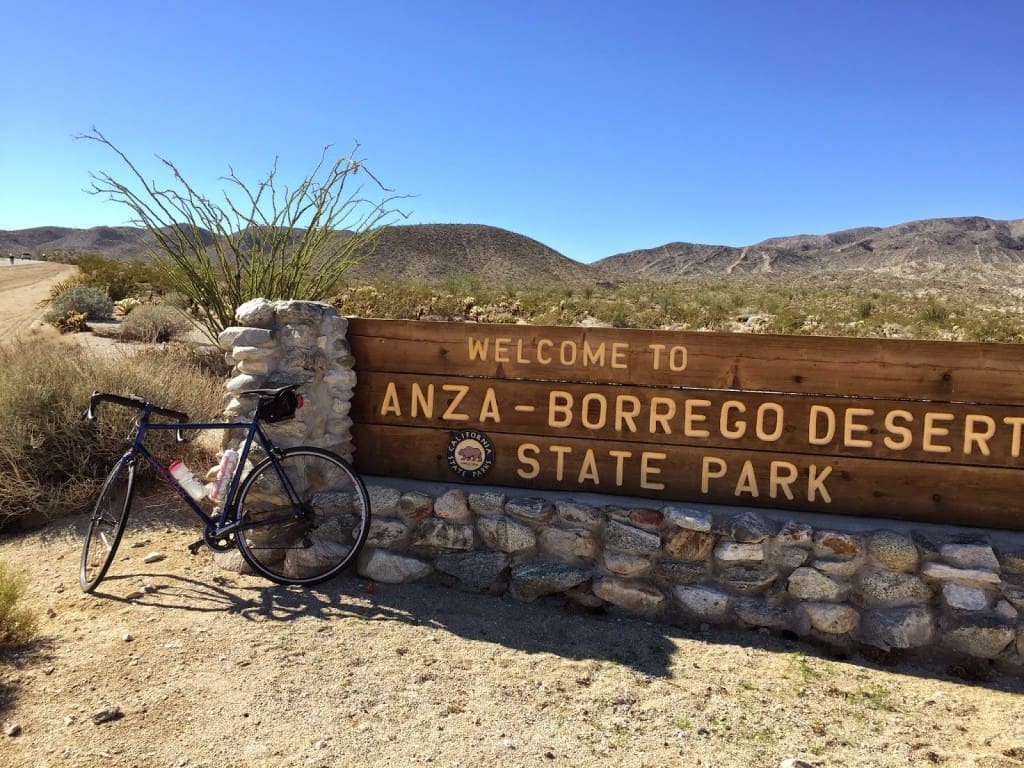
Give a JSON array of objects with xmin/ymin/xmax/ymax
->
[
  {"xmin": 351, "ymin": 423, "xmax": 1024, "ymax": 530},
  {"xmin": 346, "ymin": 319, "xmax": 1024, "ymax": 528},
  {"xmin": 351, "ymin": 371, "xmax": 1024, "ymax": 469},
  {"xmin": 348, "ymin": 318, "xmax": 1024, "ymax": 404}
]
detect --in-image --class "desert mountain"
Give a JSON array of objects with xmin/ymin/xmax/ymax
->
[
  {"xmin": 0, "ymin": 225, "xmax": 215, "ymax": 261},
  {"xmin": 3, "ymin": 217, "xmax": 1023, "ymax": 284},
  {"xmin": 0, "ymin": 223, "xmax": 594, "ymax": 285},
  {"xmin": 0, "ymin": 225, "xmax": 155, "ymax": 259},
  {"xmin": 594, "ymin": 217, "xmax": 1024, "ymax": 277},
  {"xmin": 345, "ymin": 224, "xmax": 596, "ymax": 284}
]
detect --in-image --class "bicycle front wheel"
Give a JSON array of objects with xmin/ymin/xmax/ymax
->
[
  {"xmin": 80, "ymin": 454, "xmax": 136, "ymax": 592},
  {"xmin": 233, "ymin": 447, "xmax": 371, "ymax": 586}
]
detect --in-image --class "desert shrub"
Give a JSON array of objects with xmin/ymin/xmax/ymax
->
[
  {"xmin": 120, "ymin": 305, "xmax": 191, "ymax": 342},
  {"xmin": 0, "ymin": 338, "xmax": 223, "ymax": 529},
  {"xmin": 0, "ymin": 562, "xmax": 36, "ymax": 646},
  {"xmin": 442, "ymin": 272, "xmax": 483, "ymax": 295},
  {"xmin": 920, "ymin": 297, "xmax": 952, "ymax": 325},
  {"xmin": 327, "ymin": 275, "xmax": 1024, "ymax": 343},
  {"xmin": 47, "ymin": 274, "xmax": 87, "ymax": 300},
  {"xmin": 159, "ymin": 291, "xmax": 194, "ymax": 311},
  {"xmin": 965, "ymin": 315, "xmax": 1024, "ymax": 344},
  {"xmin": 593, "ymin": 300, "xmax": 634, "ymax": 328},
  {"xmin": 69, "ymin": 254, "xmax": 168, "ymax": 300},
  {"xmin": 43, "ymin": 285, "xmax": 113, "ymax": 322},
  {"xmin": 334, "ymin": 281, "xmax": 449, "ymax": 319},
  {"xmin": 173, "ymin": 343, "xmax": 233, "ymax": 378}
]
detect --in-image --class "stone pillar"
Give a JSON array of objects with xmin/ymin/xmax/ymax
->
[{"xmin": 216, "ymin": 298, "xmax": 355, "ymax": 461}]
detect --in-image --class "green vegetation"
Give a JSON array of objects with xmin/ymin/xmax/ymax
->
[
  {"xmin": 79, "ymin": 128, "xmax": 406, "ymax": 342},
  {"xmin": 69, "ymin": 253, "xmax": 166, "ymax": 300},
  {"xmin": 0, "ymin": 338, "xmax": 222, "ymax": 529},
  {"xmin": 331, "ymin": 274, "xmax": 1024, "ymax": 343},
  {"xmin": 842, "ymin": 684, "xmax": 899, "ymax": 712},
  {"xmin": 42, "ymin": 285, "xmax": 113, "ymax": 323},
  {"xmin": 788, "ymin": 651, "xmax": 826, "ymax": 684},
  {"xmin": 42, "ymin": 258, "xmax": 196, "ymax": 337},
  {"xmin": 0, "ymin": 561, "xmax": 36, "ymax": 646},
  {"xmin": 36, "ymin": 252, "xmax": 1024, "ymax": 344}
]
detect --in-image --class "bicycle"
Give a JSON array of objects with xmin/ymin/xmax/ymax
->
[{"xmin": 80, "ymin": 385, "xmax": 371, "ymax": 592}]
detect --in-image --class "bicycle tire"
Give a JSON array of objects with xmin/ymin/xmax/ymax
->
[
  {"xmin": 80, "ymin": 454, "xmax": 136, "ymax": 592},
  {"xmin": 233, "ymin": 447, "xmax": 371, "ymax": 586}
]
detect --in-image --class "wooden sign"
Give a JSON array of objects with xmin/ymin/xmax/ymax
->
[{"xmin": 347, "ymin": 319, "xmax": 1024, "ymax": 530}]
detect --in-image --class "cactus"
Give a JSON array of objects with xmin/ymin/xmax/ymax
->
[
  {"xmin": 114, "ymin": 297, "xmax": 141, "ymax": 316},
  {"xmin": 51, "ymin": 310, "xmax": 90, "ymax": 334}
]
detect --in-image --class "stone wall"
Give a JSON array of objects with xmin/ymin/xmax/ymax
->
[
  {"xmin": 219, "ymin": 299, "xmax": 1024, "ymax": 671},
  {"xmin": 358, "ymin": 483, "xmax": 1024, "ymax": 668}
]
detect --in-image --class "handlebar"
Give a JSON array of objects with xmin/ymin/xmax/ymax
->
[{"xmin": 84, "ymin": 391, "xmax": 190, "ymax": 442}]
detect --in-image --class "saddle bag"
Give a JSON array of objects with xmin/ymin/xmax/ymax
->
[{"xmin": 255, "ymin": 388, "xmax": 301, "ymax": 423}]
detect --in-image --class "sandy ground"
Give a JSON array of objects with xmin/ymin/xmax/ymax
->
[
  {"xmin": 0, "ymin": 261, "xmax": 78, "ymax": 341},
  {"xmin": 1, "ymin": 262, "xmax": 1024, "ymax": 768}
]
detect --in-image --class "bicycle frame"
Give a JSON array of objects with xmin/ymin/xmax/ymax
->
[{"xmin": 124, "ymin": 409, "xmax": 289, "ymax": 537}]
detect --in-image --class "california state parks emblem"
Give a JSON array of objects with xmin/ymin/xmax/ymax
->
[{"xmin": 446, "ymin": 430, "xmax": 496, "ymax": 480}]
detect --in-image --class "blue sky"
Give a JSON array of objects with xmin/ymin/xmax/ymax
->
[{"xmin": 1, "ymin": 1, "xmax": 1021, "ymax": 263}]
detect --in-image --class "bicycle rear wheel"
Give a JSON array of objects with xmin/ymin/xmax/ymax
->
[
  {"xmin": 233, "ymin": 447, "xmax": 371, "ymax": 586},
  {"xmin": 80, "ymin": 454, "xmax": 136, "ymax": 592}
]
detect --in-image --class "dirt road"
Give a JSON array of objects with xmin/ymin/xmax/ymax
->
[{"xmin": 0, "ymin": 261, "xmax": 78, "ymax": 341}]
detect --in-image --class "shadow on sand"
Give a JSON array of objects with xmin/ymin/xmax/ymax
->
[
  {"xmin": 87, "ymin": 564, "xmax": 1024, "ymax": 694},
  {"xmin": 18, "ymin": 503, "xmax": 1024, "ymax": 695}
]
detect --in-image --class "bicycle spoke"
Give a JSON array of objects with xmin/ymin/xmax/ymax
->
[{"xmin": 234, "ymin": 448, "xmax": 370, "ymax": 586}]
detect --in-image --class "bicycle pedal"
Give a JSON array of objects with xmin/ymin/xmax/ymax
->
[{"xmin": 187, "ymin": 539, "xmax": 205, "ymax": 555}]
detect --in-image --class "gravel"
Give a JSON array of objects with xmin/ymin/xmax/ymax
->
[{"xmin": 2, "ymin": 502, "xmax": 1024, "ymax": 768}]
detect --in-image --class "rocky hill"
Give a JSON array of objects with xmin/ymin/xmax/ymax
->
[
  {"xmin": 594, "ymin": 217, "xmax": 1024, "ymax": 277},
  {"xmin": 3, "ymin": 216, "xmax": 1023, "ymax": 285},
  {"xmin": 346, "ymin": 224, "xmax": 597, "ymax": 284}
]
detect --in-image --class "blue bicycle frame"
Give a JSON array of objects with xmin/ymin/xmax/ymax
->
[
  {"xmin": 133, "ymin": 420, "xmax": 258, "ymax": 529},
  {"xmin": 99, "ymin": 398, "xmax": 304, "ymax": 545}
]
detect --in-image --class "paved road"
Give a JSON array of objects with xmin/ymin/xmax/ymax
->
[{"xmin": 0, "ymin": 260, "xmax": 78, "ymax": 340}]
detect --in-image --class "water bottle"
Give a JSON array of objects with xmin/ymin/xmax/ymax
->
[
  {"xmin": 209, "ymin": 449, "xmax": 240, "ymax": 503},
  {"xmin": 168, "ymin": 460, "xmax": 206, "ymax": 501}
]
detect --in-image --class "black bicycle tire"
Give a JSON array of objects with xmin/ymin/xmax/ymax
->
[
  {"xmin": 80, "ymin": 454, "xmax": 135, "ymax": 592},
  {"xmin": 232, "ymin": 447, "xmax": 371, "ymax": 586}
]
